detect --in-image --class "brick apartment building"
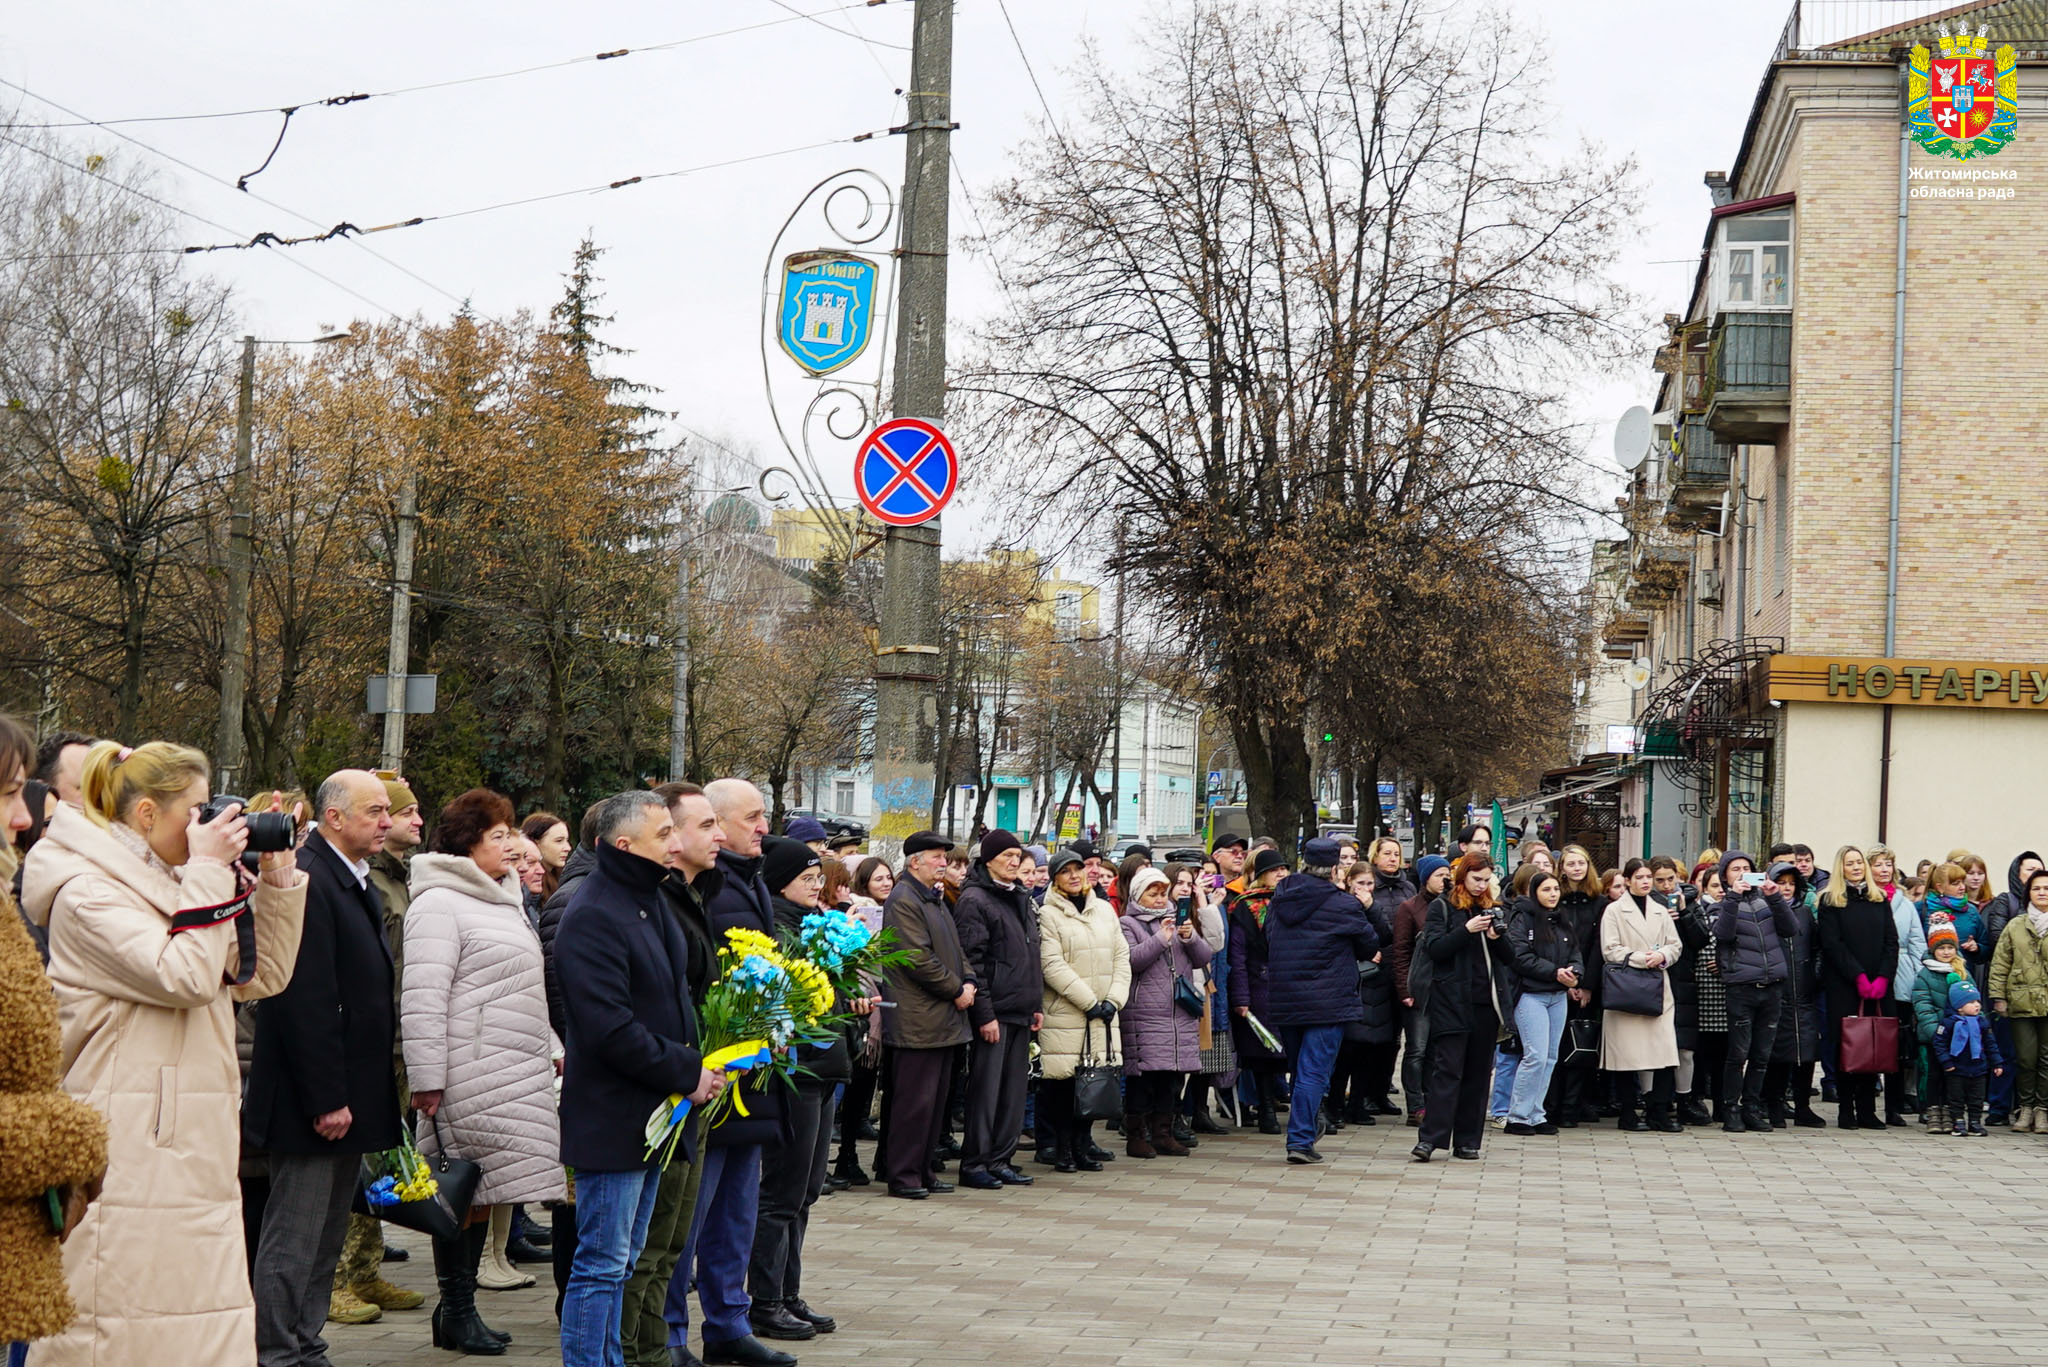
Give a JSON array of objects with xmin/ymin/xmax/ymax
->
[{"xmin": 1597, "ymin": 0, "xmax": 2048, "ymax": 863}]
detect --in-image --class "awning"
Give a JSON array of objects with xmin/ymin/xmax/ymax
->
[{"xmin": 1498, "ymin": 770, "xmax": 1627, "ymax": 821}]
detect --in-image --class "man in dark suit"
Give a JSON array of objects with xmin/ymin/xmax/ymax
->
[
  {"xmin": 556, "ymin": 791, "xmax": 723, "ymax": 1367},
  {"xmin": 245, "ymin": 768, "xmax": 400, "ymax": 1367}
]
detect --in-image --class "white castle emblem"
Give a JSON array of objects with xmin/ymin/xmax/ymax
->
[{"xmin": 802, "ymin": 290, "xmax": 849, "ymax": 345}]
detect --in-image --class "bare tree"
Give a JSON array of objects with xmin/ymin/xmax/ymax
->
[
  {"xmin": 963, "ymin": 0, "xmax": 1638, "ymax": 854},
  {"xmin": 0, "ymin": 140, "xmax": 240, "ymax": 736}
]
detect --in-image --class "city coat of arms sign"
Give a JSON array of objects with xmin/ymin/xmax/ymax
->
[{"xmin": 1909, "ymin": 30, "xmax": 2018, "ymax": 161}]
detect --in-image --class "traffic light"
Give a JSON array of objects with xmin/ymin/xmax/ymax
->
[{"xmin": 1321, "ymin": 731, "xmax": 1334, "ymax": 743}]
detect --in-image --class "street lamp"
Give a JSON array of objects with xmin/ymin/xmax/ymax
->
[{"xmin": 215, "ymin": 330, "xmax": 353, "ymax": 793}]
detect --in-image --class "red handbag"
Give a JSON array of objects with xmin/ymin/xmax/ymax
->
[{"xmin": 1838, "ymin": 999, "xmax": 1900, "ymax": 1075}]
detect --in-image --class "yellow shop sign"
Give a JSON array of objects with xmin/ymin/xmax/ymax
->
[{"xmin": 1769, "ymin": 655, "xmax": 2048, "ymax": 710}]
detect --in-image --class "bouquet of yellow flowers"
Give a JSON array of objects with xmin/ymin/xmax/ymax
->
[
  {"xmin": 360, "ymin": 1122, "xmax": 472, "ymax": 1239},
  {"xmin": 643, "ymin": 927, "xmax": 842, "ymax": 1168}
]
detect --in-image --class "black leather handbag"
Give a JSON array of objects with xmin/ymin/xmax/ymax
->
[
  {"xmin": 368, "ymin": 1113, "xmax": 482, "ymax": 1242},
  {"xmin": 1073, "ymin": 1018, "xmax": 1124, "ymax": 1123},
  {"xmin": 1603, "ymin": 962, "xmax": 1667, "ymax": 1017}
]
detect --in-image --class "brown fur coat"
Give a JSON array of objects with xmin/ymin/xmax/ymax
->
[{"xmin": 0, "ymin": 891, "xmax": 107, "ymax": 1345}]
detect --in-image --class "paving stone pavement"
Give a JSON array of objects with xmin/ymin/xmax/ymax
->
[{"xmin": 332, "ymin": 1114, "xmax": 2048, "ymax": 1367}]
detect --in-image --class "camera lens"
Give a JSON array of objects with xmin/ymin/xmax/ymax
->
[{"xmin": 245, "ymin": 811, "xmax": 297, "ymax": 853}]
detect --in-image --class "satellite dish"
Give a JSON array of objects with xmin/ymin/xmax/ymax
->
[
  {"xmin": 1612, "ymin": 406, "xmax": 1653, "ymax": 471},
  {"xmin": 1624, "ymin": 659, "xmax": 1653, "ymax": 690}
]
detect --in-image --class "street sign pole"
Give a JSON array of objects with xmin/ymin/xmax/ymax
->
[{"xmin": 871, "ymin": 0, "xmax": 952, "ymax": 861}]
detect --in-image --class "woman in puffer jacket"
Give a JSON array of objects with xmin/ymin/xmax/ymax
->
[
  {"xmin": 1118, "ymin": 866, "xmax": 1215, "ymax": 1159},
  {"xmin": 21, "ymin": 741, "xmax": 305, "ymax": 1367},
  {"xmin": 1036, "ymin": 851, "xmax": 1130, "ymax": 1172},
  {"xmin": 403, "ymin": 788, "xmax": 563, "ymax": 1356}
]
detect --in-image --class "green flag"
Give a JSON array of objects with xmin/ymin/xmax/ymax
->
[{"xmin": 1490, "ymin": 800, "xmax": 1505, "ymax": 860}]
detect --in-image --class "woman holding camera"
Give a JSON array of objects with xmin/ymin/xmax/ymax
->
[
  {"xmin": 1118, "ymin": 866, "xmax": 1214, "ymax": 1158},
  {"xmin": 403, "ymin": 788, "xmax": 564, "ymax": 1354},
  {"xmin": 1413, "ymin": 854, "xmax": 1516, "ymax": 1161},
  {"xmin": 21, "ymin": 741, "xmax": 306, "ymax": 1367}
]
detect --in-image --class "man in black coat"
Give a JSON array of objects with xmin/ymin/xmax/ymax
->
[
  {"xmin": 665, "ymin": 779, "xmax": 797, "ymax": 1367},
  {"xmin": 951, "ymin": 829, "xmax": 1044, "ymax": 1191},
  {"xmin": 246, "ymin": 769, "xmax": 401, "ymax": 1367},
  {"xmin": 555, "ymin": 791, "xmax": 722, "ymax": 1367},
  {"xmin": 619, "ymin": 783, "xmax": 724, "ymax": 1367}
]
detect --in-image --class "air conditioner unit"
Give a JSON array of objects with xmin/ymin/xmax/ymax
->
[{"xmin": 1698, "ymin": 569, "xmax": 1723, "ymax": 606}]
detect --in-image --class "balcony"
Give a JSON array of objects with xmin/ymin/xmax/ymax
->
[
  {"xmin": 1601, "ymin": 612, "xmax": 1650, "ymax": 659},
  {"xmin": 1626, "ymin": 533, "xmax": 1690, "ymax": 609},
  {"xmin": 1706, "ymin": 313, "xmax": 1791, "ymax": 442},
  {"xmin": 1664, "ymin": 418, "xmax": 1733, "ymax": 532}
]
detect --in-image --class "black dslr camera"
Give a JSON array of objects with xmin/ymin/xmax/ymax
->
[{"xmin": 197, "ymin": 794, "xmax": 298, "ymax": 859}]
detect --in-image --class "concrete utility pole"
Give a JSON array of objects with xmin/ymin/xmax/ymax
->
[
  {"xmin": 215, "ymin": 334, "xmax": 257, "ymax": 792},
  {"xmin": 669, "ymin": 468, "xmax": 696, "ymax": 782},
  {"xmin": 379, "ymin": 465, "xmax": 419, "ymax": 772},
  {"xmin": 870, "ymin": 0, "xmax": 954, "ymax": 857}
]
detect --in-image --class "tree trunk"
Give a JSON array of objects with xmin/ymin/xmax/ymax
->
[
  {"xmin": 543, "ymin": 643, "xmax": 569, "ymax": 813},
  {"xmin": 1340, "ymin": 764, "xmax": 1356, "ymax": 825}
]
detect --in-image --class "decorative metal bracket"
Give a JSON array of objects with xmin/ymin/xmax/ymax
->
[{"xmin": 758, "ymin": 168, "xmax": 898, "ymax": 566}]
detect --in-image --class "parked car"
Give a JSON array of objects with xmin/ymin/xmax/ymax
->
[{"xmin": 783, "ymin": 808, "xmax": 868, "ymax": 841}]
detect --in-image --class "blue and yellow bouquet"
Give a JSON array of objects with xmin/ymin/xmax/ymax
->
[
  {"xmin": 643, "ymin": 928, "xmax": 840, "ymax": 1168},
  {"xmin": 362, "ymin": 1125, "xmax": 439, "ymax": 1209}
]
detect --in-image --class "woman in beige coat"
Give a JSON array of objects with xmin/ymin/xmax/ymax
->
[
  {"xmin": 401, "ymin": 789, "xmax": 562, "ymax": 1356},
  {"xmin": 21, "ymin": 741, "xmax": 306, "ymax": 1367},
  {"xmin": 1600, "ymin": 858, "xmax": 1683, "ymax": 1133},
  {"xmin": 1036, "ymin": 850, "xmax": 1131, "ymax": 1173}
]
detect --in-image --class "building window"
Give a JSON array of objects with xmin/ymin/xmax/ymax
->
[
  {"xmin": 1720, "ymin": 210, "xmax": 1792, "ymax": 311},
  {"xmin": 1055, "ymin": 590, "xmax": 1081, "ymax": 640},
  {"xmin": 834, "ymin": 779, "xmax": 855, "ymax": 814}
]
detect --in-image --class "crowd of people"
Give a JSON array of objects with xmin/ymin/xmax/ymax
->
[{"xmin": 7, "ymin": 715, "xmax": 2048, "ymax": 1367}]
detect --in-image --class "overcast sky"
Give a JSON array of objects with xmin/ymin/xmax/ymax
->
[{"xmin": 3, "ymin": 0, "xmax": 1844, "ymax": 564}]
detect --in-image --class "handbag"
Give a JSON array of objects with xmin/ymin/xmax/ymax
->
[
  {"xmin": 1603, "ymin": 961, "xmax": 1667, "ymax": 1016},
  {"xmin": 1839, "ymin": 998, "xmax": 1901, "ymax": 1075},
  {"xmin": 1072, "ymin": 1017, "xmax": 1124, "ymax": 1123},
  {"xmin": 1560, "ymin": 1015, "xmax": 1600, "ymax": 1067},
  {"xmin": 369, "ymin": 1113, "xmax": 482, "ymax": 1242},
  {"xmin": 1172, "ymin": 971, "xmax": 1204, "ymax": 1018}
]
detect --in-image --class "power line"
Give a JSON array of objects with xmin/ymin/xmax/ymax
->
[
  {"xmin": 0, "ymin": 4, "xmax": 907, "ymax": 132},
  {"xmin": 994, "ymin": 0, "xmax": 1064, "ymax": 140},
  {"xmin": 177, "ymin": 130, "xmax": 889, "ymax": 256},
  {"xmin": 0, "ymin": 132, "xmax": 399, "ymax": 316}
]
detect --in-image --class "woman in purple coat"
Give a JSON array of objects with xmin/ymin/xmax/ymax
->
[{"xmin": 1120, "ymin": 866, "xmax": 1214, "ymax": 1159}]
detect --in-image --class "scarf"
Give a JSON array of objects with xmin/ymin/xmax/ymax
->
[
  {"xmin": 1927, "ymin": 892, "xmax": 1971, "ymax": 920},
  {"xmin": 2028, "ymin": 907, "xmax": 2048, "ymax": 939},
  {"xmin": 1949, "ymin": 1012, "xmax": 1985, "ymax": 1061}
]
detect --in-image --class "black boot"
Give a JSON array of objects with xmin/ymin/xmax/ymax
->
[
  {"xmin": 1677, "ymin": 1096, "xmax": 1712, "ymax": 1127},
  {"xmin": 431, "ymin": 1227, "xmax": 507, "ymax": 1355},
  {"xmin": 466, "ymin": 1222, "xmax": 511, "ymax": 1344},
  {"xmin": 1255, "ymin": 1075, "xmax": 1283, "ymax": 1135},
  {"xmin": 1190, "ymin": 1094, "xmax": 1228, "ymax": 1135}
]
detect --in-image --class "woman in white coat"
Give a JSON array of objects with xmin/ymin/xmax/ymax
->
[
  {"xmin": 402, "ymin": 788, "xmax": 563, "ymax": 1357},
  {"xmin": 1600, "ymin": 858, "xmax": 1684, "ymax": 1133},
  {"xmin": 1036, "ymin": 850, "xmax": 1132, "ymax": 1173},
  {"xmin": 21, "ymin": 741, "xmax": 305, "ymax": 1367}
]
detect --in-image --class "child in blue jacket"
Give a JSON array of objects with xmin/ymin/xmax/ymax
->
[{"xmin": 1934, "ymin": 980, "xmax": 2005, "ymax": 1136}]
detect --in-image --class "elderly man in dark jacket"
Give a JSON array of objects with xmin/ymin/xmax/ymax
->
[
  {"xmin": 880, "ymin": 830, "xmax": 975, "ymax": 1199},
  {"xmin": 554, "ymin": 791, "xmax": 721, "ymax": 1367},
  {"xmin": 1711, "ymin": 850, "xmax": 1801, "ymax": 1133},
  {"xmin": 246, "ymin": 769, "xmax": 402, "ymax": 1367},
  {"xmin": 952, "ymin": 830, "xmax": 1044, "ymax": 1191},
  {"xmin": 1263, "ymin": 837, "xmax": 1382, "ymax": 1164}
]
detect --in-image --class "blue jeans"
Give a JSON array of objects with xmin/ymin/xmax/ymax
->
[
  {"xmin": 1507, "ymin": 991, "xmax": 1567, "ymax": 1124},
  {"xmin": 1279, "ymin": 1025, "xmax": 1344, "ymax": 1152},
  {"xmin": 666, "ymin": 1143, "xmax": 761, "ymax": 1347},
  {"xmin": 562, "ymin": 1165, "xmax": 665, "ymax": 1367},
  {"xmin": 1491, "ymin": 1047, "xmax": 1519, "ymax": 1117}
]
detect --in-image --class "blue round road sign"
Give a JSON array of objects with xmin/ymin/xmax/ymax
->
[{"xmin": 855, "ymin": 418, "xmax": 959, "ymax": 527}]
